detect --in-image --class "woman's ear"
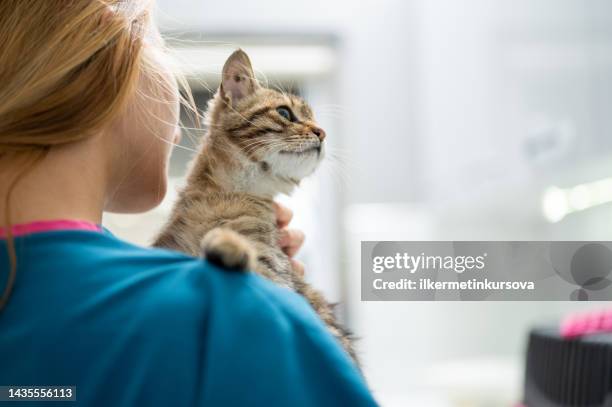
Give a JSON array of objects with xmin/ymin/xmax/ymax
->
[{"xmin": 220, "ymin": 49, "xmax": 260, "ymax": 107}]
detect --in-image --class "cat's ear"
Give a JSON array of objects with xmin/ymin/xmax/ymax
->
[{"xmin": 220, "ymin": 49, "xmax": 260, "ymax": 106}]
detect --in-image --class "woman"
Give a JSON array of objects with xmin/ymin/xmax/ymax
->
[{"xmin": 0, "ymin": 1, "xmax": 375, "ymax": 406}]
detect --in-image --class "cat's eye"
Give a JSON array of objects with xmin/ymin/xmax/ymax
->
[{"xmin": 276, "ymin": 106, "xmax": 295, "ymax": 122}]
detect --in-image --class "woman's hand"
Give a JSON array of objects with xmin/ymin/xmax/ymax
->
[{"xmin": 273, "ymin": 202, "xmax": 305, "ymax": 276}]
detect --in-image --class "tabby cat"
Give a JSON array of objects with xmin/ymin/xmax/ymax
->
[{"xmin": 153, "ymin": 50, "xmax": 358, "ymax": 364}]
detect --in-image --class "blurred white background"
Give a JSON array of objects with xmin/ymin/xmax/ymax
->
[{"xmin": 102, "ymin": 1, "xmax": 612, "ymax": 405}]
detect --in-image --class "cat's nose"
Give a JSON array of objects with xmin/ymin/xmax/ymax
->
[{"xmin": 311, "ymin": 127, "xmax": 326, "ymax": 142}]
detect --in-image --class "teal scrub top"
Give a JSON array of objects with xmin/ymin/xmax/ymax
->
[{"xmin": 0, "ymin": 228, "xmax": 377, "ymax": 406}]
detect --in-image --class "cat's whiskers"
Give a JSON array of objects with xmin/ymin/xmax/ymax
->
[
  {"xmin": 239, "ymin": 138, "xmax": 283, "ymax": 153},
  {"xmin": 322, "ymin": 148, "xmax": 353, "ymax": 187},
  {"xmin": 326, "ymin": 158, "xmax": 351, "ymax": 186}
]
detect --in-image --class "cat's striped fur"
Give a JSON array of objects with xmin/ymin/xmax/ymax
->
[{"xmin": 153, "ymin": 50, "xmax": 358, "ymax": 364}]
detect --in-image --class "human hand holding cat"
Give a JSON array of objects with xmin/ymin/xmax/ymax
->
[{"xmin": 274, "ymin": 202, "xmax": 306, "ymax": 277}]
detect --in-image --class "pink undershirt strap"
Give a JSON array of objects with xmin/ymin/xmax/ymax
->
[{"xmin": 0, "ymin": 219, "xmax": 102, "ymax": 238}]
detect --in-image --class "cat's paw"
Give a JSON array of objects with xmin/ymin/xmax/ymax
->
[{"xmin": 201, "ymin": 228, "xmax": 256, "ymax": 271}]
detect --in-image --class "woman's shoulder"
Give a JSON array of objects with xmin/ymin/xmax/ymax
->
[
  {"xmin": 5, "ymin": 228, "xmax": 334, "ymax": 352},
  {"xmin": 9, "ymin": 228, "xmax": 322, "ymax": 329}
]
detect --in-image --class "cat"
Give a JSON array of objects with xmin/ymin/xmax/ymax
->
[{"xmin": 153, "ymin": 49, "xmax": 358, "ymax": 364}]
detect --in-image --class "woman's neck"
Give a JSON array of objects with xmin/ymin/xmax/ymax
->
[{"xmin": 0, "ymin": 138, "xmax": 107, "ymax": 226}]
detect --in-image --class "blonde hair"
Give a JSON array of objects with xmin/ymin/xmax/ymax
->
[{"xmin": 0, "ymin": 0, "xmax": 191, "ymax": 310}]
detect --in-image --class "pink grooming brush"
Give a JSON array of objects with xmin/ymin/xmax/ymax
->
[{"xmin": 560, "ymin": 308, "xmax": 612, "ymax": 338}]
